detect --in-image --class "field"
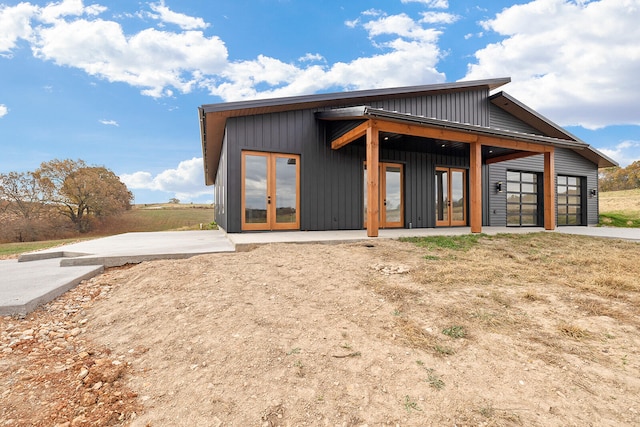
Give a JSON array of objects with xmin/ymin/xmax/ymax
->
[
  {"xmin": 599, "ymin": 189, "xmax": 640, "ymax": 227},
  {"xmin": 0, "ymin": 204, "xmax": 215, "ymax": 258},
  {"xmin": 2, "ymin": 233, "xmax": 640, "ymax": 426}
]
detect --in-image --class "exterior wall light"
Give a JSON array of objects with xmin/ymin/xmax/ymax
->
[{"xmin": 496, "ymin": 181, "xmax": 503, "ymax": 193}]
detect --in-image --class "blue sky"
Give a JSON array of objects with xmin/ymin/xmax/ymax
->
[{"xmin": 1, "ymin": 0, "xmax": 639, "ymax": 204}]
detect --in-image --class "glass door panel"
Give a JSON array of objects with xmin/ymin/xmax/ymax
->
[
  {"xmin": 243, "ymin": 154, "xmax": 268, "ymax": 227},
  {"xmin": 363, "ymin": 162, "xmax": 404, "ymax": 229},
  {"xmin": 274, "ymin": 155, "xmax": 299, "ymax": 228},
  {"xmin": 436, "ymin": 167, "xmax": 466, "ymax": 227},
  {"xmin": 451, "ymin": 169, "xmax": 466, "ymax": 226},
  {"xmin": 382, "ymin": 164, "xmax": 403, "ymax": 227}
]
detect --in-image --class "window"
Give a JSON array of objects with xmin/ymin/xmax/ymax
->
[
  {"xmin": 557, "ymin": 175, "xmax": 583, "ymax": 225},
  {"xmin": 506, "ymin": 171, "xmax": 540, "ymax": 226}
]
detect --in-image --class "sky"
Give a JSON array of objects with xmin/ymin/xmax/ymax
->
[{"xmin": 1, "ymin": 0, "xmax": 639, "ymax": 204}]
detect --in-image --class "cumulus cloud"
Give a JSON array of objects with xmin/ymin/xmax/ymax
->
[
  {"xmin": 420, "ymin": 11, "xmax": 459, "ymax": 24},
  {"xmin": 1, "ymin": 1, "xmax": 452, "ymax": 101},
  {"xmin": 598, "ymin": 140, "xmax": 640, "ymax": 167},
  {"xmin": 464, "ymin": 0, "xmax": 640, "ymax": 129},
  {"xmin": 401, "ymin": 0, "xmax": 449, "ymax": 8},
  {"xmin": 0, "ymin": 104, "xmax": 8, "ymax": 118},
  {"xmin": 99, "ymin": 119, "xmax": 118, "ymax": 126},
  {"xmin": 206, "ymin": 10, "xmax": 446, "ymax": 101},
  {"xmin": 0, "ymin": 2, "xmax": 38, "ymax": 54},
  {"xmin": 1, "ymin": 0, "xmax": 227, "ymax": 98},
  {"xmin": 120, "ymin": 157, "xmax": 210, "ymax": 201},
  {"xmin": 148, "ymin": 0, "xmax": 209, "ymax": 30}
]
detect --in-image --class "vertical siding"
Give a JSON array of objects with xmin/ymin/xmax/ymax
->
[
  {"xmin": 489, "ymin": 104, "xmax": 542, "ymax": 134},
  {"xmin": 369, "ymin": 89, "xmax": 490, "ymax": 126},
  {"xmin": 213, "ymin": 132, "xmax": 228, "ymax": 231},
  {"xmin": 488, "ymin": 148, "xmax": 599, "ymax": 226}
]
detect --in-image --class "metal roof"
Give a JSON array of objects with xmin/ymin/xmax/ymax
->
[
  {"xmin": 199, "ymin": 77, "xmax": 616, "ymax": 185},
  {"xmin": 201, "ymin": 78, "xmax": 511, "ymax": 115}
]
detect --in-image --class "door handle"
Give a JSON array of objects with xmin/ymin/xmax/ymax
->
[
  {"xmin": 384, "ymin": 199, "xmax": 387, "ymax": 206},
  {"xmin": 267, "ymin": 195, "xmax": 271, "ymax": 205}
]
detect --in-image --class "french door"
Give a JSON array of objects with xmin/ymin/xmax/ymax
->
[
  {"xmin": 241, "ymin": 151, "xmax": 300, "ymax": 231},
  {"xmin": 364, "ymin": 162, "xmax": 404, "ymax": 228},
  {"xmin": 435, "ymin": 167, "xmax": 467, "ymax": 226}
]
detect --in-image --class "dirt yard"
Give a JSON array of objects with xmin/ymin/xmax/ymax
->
[{"xmin": 2, "ymin": 233, "xmax": 639, "ymax": 426}]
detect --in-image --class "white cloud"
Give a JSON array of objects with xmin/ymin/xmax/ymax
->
[
  {"xmin": 148, "ymin": 0, "xmax": 209, "ymax": 30},
  {"xmin": 2, "ymin": 1, "xmax": 227, "ymax": 98},
  {"xmin": 0, "ymin": 2, "xmax": 38, "ymax": 54},
  {"xmin": 120, "ymin": 157, "xmax": 210, "ymax": 201},
  {"xmin": 2, "ymin": 1, "xmax": 451, "ymax": 102},
  {"xmin": 204, "ymin": 10, "xmax": 447, "ymax": 101},
  {"xmin": 0, "ymin": 104, "xmax": 8, "ymax": 118},
  {"xmin": 401, "ymin": 0, "xmax": 449, "ymax": 8},
  {"xmin": 99, "ymin": 119, "xmax": 118, "ymax": 126},
  {"xmin": 420, "ymin": 11, "xmax": 459, "ymax": 24},
  {"xmin": 598, "ymin": 140, "xmax": 640, "ymax": 167},
  {"xmin": 464, "ymin": 0, "xmax": 640, "ymax": 129},
  {"xmin": 299, "ymin": 53, "xmax": 324, "ymax": 62}
]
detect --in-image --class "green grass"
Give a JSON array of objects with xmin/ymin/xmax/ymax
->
[
  {"xmin": 111, "ymin": 206, "xmax": 215, "ymax": 233},
  {"xmin": 599, "ymin": 189, "xmax": 640, "ymax": 227},
  {"xmin": 442, "ymin": 325, "xmax": 467, "ymax": 339},
  {"xmin": 0, "ymin": 238, "xmax": 94, "ymax": 257},
  {"xmin": 400, "ymin": 233, "xmax": 486, "ymax": 251},
  {"xmin": 598, "ymin": 212, "xmax": 640, "ymax": 228}
]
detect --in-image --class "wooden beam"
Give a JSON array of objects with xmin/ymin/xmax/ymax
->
[
  {"xmin": 331, "ymin": 121, "xmax": 370, "ymax": 150},
  {"xmin": 485, "ymin": 151, "xmax": 540, "ymax": 165},
  {"xmin": 469, "ymin": 142, "xmax": 482, "ymax": 233},
  {"xmin": 373, "ymin": 118, "xmax": 554, "ymax": 154},
  {"xmin": 375, "ymin": 120, "xmax": 479, "ymax": 144},
  {"xmin": 366, "ymin": 124, "xmax": 379, "ymax": 237},
  {"xmin": 544, "ymin": 148, "xmax": 556, "ymax": 230}
]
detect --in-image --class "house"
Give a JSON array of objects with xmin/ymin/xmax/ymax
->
[{"xmin": 198, "ymin": 77, "xmax": 616, "ymax": 236}]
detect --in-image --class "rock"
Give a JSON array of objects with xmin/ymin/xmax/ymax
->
[{"xmin": 78, "ymin": 368, "xmax": 89, "ymax": 380}]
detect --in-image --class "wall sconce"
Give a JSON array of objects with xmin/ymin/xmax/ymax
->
[
  {"xmin": 590, "ymin": 188, "xmax": 597, "ymax": 197},
  {"xmin": 496, "ymin": 181, "xmax": 503, "ymax": 193}
]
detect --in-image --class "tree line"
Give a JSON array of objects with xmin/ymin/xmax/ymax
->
[
  {"xmin": 0, "ymin": 159, "xmax": 132, "ymax": 242},
  {"xmin": 599, "ymin": 160, "xmax": 640, "ymax": 192}
]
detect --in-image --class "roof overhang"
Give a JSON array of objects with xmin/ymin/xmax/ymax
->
[
  {"xmin": 489, "ymin": 92, "xmax": 617, "ymax": 168},
  {"xmin": 199, "ymin": 78, "xmax": 511, "ymax": 185},
  {"xmin": 318, "ymin": 106, "xmax": 588, "ymax": 150}
]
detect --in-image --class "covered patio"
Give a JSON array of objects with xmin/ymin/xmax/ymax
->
[{"xmin": 318, "ymin": 106, "xmax": 589, "ymax": 237}]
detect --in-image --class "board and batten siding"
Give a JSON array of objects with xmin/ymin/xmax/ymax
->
[
  {"xmin": 370, "ymin": 89, "xmax": 490, "ymax": 126},
  {"xmin": 488, "ymin": 148, "xmax": 599, "ymax": 226},
  {"xmin": 221, "ymin": 117, "xmax": 476, "ymax": 231},
  {"xmin": 213, "ymin": 130, "xmax": 228, "ymax": 231},
  {"xmin": 489, "ymin": 103, "xmax": 541, "ymax": 135}
]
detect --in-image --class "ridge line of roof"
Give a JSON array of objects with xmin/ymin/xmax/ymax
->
[{"xmin": 200, "ymin": 77, "xmax": 511, "ymax": 114}]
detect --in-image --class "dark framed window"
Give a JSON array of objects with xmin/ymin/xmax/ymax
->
[
  {"xmin": 557, "ymin": 175, "xmax": 584, "ymax": 225},
  {"xmin": 506, "ymin": 171, "xmax": 541, "ymax": 226}
]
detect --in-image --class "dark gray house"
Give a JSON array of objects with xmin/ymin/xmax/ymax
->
[{"xmin": 198, "ymin": 77, "xmax": 616, "ymax": 236}]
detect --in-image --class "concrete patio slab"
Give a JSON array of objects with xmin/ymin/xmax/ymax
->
[
  {"xmin": 0, "ymin": 259, "xmax": 103, "ymax": 316},
  {"xmin": 19, "ymin": 230, "xmax": 236, "ymax": 267},
  {"xmin": 1, "ymin": 230, "xmax": 236, "ymax": 316}
]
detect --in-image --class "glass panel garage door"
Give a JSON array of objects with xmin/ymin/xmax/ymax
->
[
  {"xmin": 506, "ymin": 171, "xmax": 540, "ymax": 226},
  {"xmin": 557, "ymin": 175, "xmax": 583, "ymax": 225}
]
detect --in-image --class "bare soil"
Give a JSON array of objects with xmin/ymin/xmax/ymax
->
[{"xmin": 2, "ymin": 233, "xmax": 640, "ymax": 426}]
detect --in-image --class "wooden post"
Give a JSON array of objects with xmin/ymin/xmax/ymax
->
[
  {"xmin": 469, "ymin": 141, "xmax": 482, "ymax": 233},
  {"xmin": 544, "ymin": 148, "xmax": 556, "ymax": 230},
  {"xmin": 366, "ymin": 122, "xmax": 379, "ymax": 237}
]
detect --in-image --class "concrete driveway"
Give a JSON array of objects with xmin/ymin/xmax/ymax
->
[{"xmin": 0, "ymin": 230, "xmax": 235, "ymax": 316}]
